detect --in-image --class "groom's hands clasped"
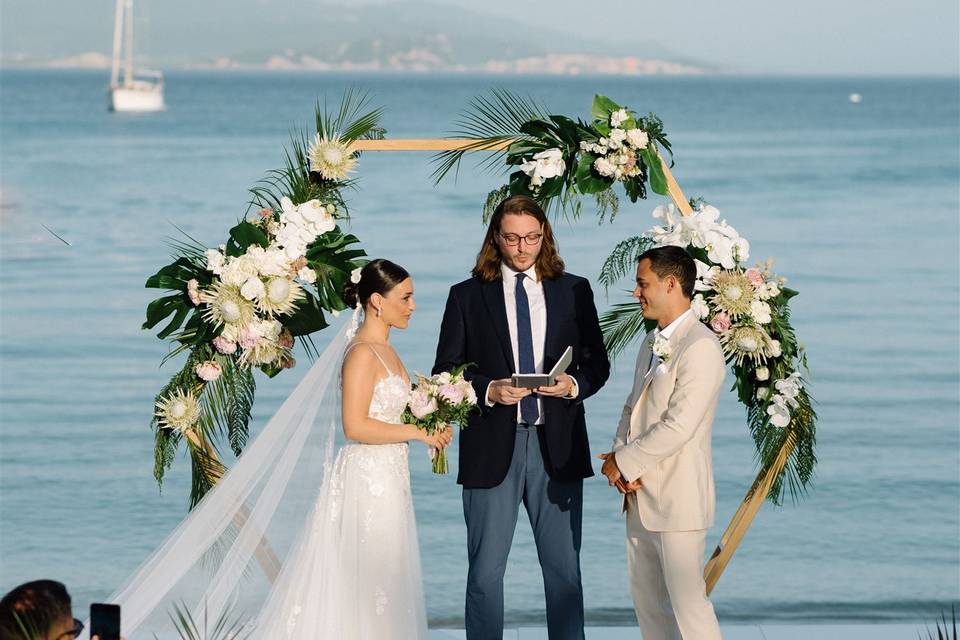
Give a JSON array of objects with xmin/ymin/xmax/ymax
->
[{"xmin": 598, "ymin": 452, "xmax": 642, "ymax": 494}]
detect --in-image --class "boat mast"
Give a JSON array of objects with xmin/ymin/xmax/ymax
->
[
  {"xmin": 124, "ymin": 0, "xmax": 134, "ymax": 88},
  {"xmin": 110, "ymin": 0, "xmax": 124, "ymax": 88}
]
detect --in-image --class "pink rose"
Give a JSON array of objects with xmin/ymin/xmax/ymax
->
[
  {"xmin": 259, "ymin": 208, "xmax": 273, "ymax": 219},
  {"xmin": 238, "ymin": 328, "xmax": 260, "ymax": 349},
  {"xmin": 744, "ymin": 268, "xmax": 764, "ymax": 288},
  {"xmin": 437, "ymin": 383, "xmax": 465, "ymax": 405},
  {"xmin": 187, "ymin": 279, "xmax": 201, "ymax": 306},
  {"xmin": 710, "ymin": 311, "xmax": 732, "ymax": 334},
  {"xmin": 409, "ymin": 389, "xmax": 438, "ymax": 419},
  {"xmin": 195, "ymin": 360, "xmax": 222, "ymax": 382},
  {"xmin": 212, "ymin": 336, "xmax": 237, "ymax": 355}
]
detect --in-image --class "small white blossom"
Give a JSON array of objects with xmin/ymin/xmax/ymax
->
[
  {"xmin": 652, "ymin": 334, "xmax": 672, "ymax": 364},
  {"xmin": 626, "ymin": 127, "xmax": 649, "ymax": 149},
  {"xmin": 610, "ymin": 108, "xmax": 629, "ymax": 127},
  {"xmin": 690, "ymin": 294, "xmax": 710, "ymax": 320},
  {"xmin": 756, "ymin": 366, "xmax": 770, "ymax": 381}
]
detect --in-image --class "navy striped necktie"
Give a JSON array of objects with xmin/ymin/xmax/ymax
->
[{"xmin": 514, "ymin": 272, "xmax": 539, "ymax": 424}]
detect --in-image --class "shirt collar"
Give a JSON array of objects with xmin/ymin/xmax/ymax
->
[
  {"xmin": 655, "ymin": 307, "xmax": 693, "ymax": 340},
  {"xmin": 501, "ymin": 261, "xmax": 538, "ymax": 284}
]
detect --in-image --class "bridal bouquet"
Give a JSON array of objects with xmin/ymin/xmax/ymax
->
[{"xmin": 402, "ymin": 367, "xmax": 478, "ymax": 474}]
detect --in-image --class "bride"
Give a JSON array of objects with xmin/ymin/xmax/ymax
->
[
  {"xmin": 99, "ymin": 259, "xmax": 451, "ymax": 639},
  {"xmin": 256, "ymin": 259, "xmax": 451, "ymax": 637}
]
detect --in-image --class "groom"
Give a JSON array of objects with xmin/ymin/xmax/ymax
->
[
  {"xmin": 600, "ymin": 245, "xmax": 725, "ymax": 640},
  {"xmin": 433, "ymin": 195, "xmax": 610, "ymax": 640}
]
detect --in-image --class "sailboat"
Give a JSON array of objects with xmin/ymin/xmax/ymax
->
[{"xmin": 109, "ymin": 0, "xmax": 164, "ymax": 112}]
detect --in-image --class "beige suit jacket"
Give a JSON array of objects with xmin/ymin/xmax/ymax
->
[{"xmin": 613, "ymin": 312, "xmax": 726, "ymax": 532}]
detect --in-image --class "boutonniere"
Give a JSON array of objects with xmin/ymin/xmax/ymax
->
[{"xmin": 652, "ymin": 334, "xmax": 672, "ymax": 365}]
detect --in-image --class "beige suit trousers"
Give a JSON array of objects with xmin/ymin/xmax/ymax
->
[{"xmin": 626, "ymin": 495, "xmax": 722, "ymax": 640}]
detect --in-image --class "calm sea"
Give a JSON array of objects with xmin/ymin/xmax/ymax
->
[{"xmin": 1, "ymin": 70, "xmax": 958, "ymax": 626}]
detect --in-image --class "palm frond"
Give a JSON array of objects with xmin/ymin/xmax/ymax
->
[
  {"xmin": 188, "ymin": 431, "xmax": 226, "ymax": 509},
  {"xmin": 921, "ymin": 607, "xmax": 958, "ymax": 640},
  {"xmin": 599, "ymin": 301, "xmax": 652, "ymax": 361},
  {"xmin": 431, "ymin": 88, "xmax": 549, "ymax": 184},
  {"xmin": 164, "ymin": 599, "xmax": 255, "ymax": 640},
  {"xmin": 598, "ymin": 235, "xmax": 654, "ymax": 296},
  {"xmin": 482, "ymin": 185, "xmax": 511, "ymax": 224},
  {"xmin": 595, "ymin": 189, "xmax": 621, "ymax": 225}
]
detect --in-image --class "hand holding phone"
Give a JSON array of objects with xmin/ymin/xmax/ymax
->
[{"xmin": 90, "ymin": 603, "xmax": 120, "ymax": 640}]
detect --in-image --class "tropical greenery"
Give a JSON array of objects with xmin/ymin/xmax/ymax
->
[{"xmin": 144, "ymin": 92, "xmax": 380, "ymax": 508}]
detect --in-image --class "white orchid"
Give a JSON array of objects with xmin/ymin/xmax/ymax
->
[
  {"xmin": 520, "ymin": 148, "xmax": 566, "ymax": 189},
  {"xmin": 766, "ymin": 395, "xmax": 792, "ymax": 428},
  {"xmin": 774, "ymin": 372, "xmax": 803, "ymax": 399}
]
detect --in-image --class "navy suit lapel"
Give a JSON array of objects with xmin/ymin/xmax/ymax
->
[
  {"xmin": 480, "ymin": 278, "xmax": 515, "ymax": 374},
  {"xmin": 541, "ymin": 276, "xmax": 564, "ymax": 363}
]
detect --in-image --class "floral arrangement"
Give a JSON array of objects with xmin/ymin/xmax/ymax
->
[
  {"xmin": 432, "ymin": 90, "xmax": 816, "ymax": 504},
  {"xmin": 401, "ymin": 367, "xmax": 478, "ymax": 474},
  {"xmin": 432, "ymin": 91, "xmax": 671, "ymax": 220},
  {"xmin": 144, "ymin": 92, "xmax": 383, "ymax": 508},
  {"xmin": 600, "ymin": 201, "xmax": 817, "ymax": 503}
]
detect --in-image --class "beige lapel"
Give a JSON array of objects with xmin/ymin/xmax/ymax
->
[{"xmin": 637, "ymin": 311, "xmax": 699, "ymax": 399}]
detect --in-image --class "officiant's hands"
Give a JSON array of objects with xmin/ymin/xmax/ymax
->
[
  {"xmin": 487, "ymin": 379, "xmax": 532, "ymax": 405},
  {"xmin": 535, "ymin": 373, "xmax": 575, "ymax": 398},
  {"xmin": 598, "ymin": 452, "xmax": 642, "ymax": 494}
]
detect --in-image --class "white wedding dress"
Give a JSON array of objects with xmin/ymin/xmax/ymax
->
[
  {"xmin": 95, "ymin": 322, "xmax": 429, "ymax": 639},
  {"xmin": 256, "ymin": 342, "xmax": 429, "ymax": 638}
]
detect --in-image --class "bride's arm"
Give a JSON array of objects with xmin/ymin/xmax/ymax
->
[{"xmin": 341, "ymin": 347, "xmax": 428, "ymax": 445}]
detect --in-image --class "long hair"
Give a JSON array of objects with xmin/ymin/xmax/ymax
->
[{"xmin": 471, "ymin": 195, "xmax": 565, "ymax": 282}]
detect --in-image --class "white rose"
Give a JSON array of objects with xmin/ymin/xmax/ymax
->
[
  {"xmin": 610, "ymin": 108, "xmax": 629, "ymax": 127},
  {"xmin": 205, "ymin": 249, "xmax": 226, "ymax": 275},
  {"xmin": 626, "ymin": 128, "xmax": 649, "ymax": 149},
  {"xmin": 297, "ymin": 266, "xmax": 317, "ymax": 284},
  {"xmin": 765, "ymin": 282, "xmax": 781, "ymax": 299},
  {"xmin": 756, "ymin": 366, "xmax": 770, "ymax": 381},
  {"xmin": 240, "ymin": 276, "xmax": 265, "ymax": 301},
  {"xmin": 607, "ymin": 128, "xmax": 627, "ymax": 149},
  {"xmin": 593, "ymin": 157, "xmax": 616, "ymax": 177},
  {"xmin": 756, "ymin": 387, "xmax": 769, "ymax": 401},
  {"xmin": 750, "ymin": 300, "xmax": 772, "ymax": 325},
  {"xmin": 690, "ymin": 294, "xmax": 710, "ymax": 320}
]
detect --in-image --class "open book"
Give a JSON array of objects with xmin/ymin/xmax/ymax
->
[{"xmin": 511, "ymin": 346, "xmax": 573, "ymax": 389}]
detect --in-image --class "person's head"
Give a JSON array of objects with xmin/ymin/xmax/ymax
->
[
  {"xmin": 472, "ymin": 195, "xmax": 564, "ymax": 281},
  {"xmin": 341, "ymin": 258, "xmax": 415, "ymax": 330},
  {"xmin": 0, "ymin": 580, "xmax": 81, "ymax": 640},
  {"xmin": 634, "ymin": 246, "xmax": 696, "ymax": 326}
]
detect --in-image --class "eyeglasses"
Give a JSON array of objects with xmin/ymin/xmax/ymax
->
[
  {"xmin": 55, "ymin": 619, "xmax": 85, "ymax": 640},
  {"xmin": 496, "ymin": 231, "xmax": 543, "ymax": 247}
]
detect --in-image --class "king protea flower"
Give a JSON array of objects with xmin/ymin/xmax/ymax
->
[
  {"xmin": 201, "ymin": 282, "xmax": 256, "ymax": 328},
  {"xmin": 308, "ymin": 134, "xmax": 357, "ymax": 181},
  {"xmin": 155, "ymin": 388, "xmax": 200, "ymax": 434},
  {"xmin": 719, "ymin": 324, "xmax": 773, "ymax": 366},
  {"xmin": 257, "ymin": 278, "xmax": 305, "ymax": 316},
  {"xmin": 710, "ymin": 270, "xmax": 756, "ymax": 320}
]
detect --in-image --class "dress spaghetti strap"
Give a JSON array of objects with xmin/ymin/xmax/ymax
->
[{"xmin": 345, "ymin": 341, "xmax": 395, "ymax": 376}]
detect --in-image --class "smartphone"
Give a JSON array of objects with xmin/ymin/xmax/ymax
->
[{"xmin": 89, "ymin": 603, "xmax": 121, "ymax": 640}]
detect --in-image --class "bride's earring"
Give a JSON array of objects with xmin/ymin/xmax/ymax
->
[{"xmin": 375, "ymin": 306, "xmax": 382, "ymax": 318}]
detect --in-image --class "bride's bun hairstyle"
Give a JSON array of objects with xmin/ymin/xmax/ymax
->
[{"xmin": 341, "ymin": 259, "xmax": 411, "ymax": 309}]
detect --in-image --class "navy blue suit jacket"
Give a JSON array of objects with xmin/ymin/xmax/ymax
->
[{"xmin": 433, "ymin": 272, "xmax": 610, "ymax": 488}]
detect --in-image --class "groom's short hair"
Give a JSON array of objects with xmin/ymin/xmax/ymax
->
[{"xmin": 638, "ymin": 246, "xmax": 696, "ymax": 299}]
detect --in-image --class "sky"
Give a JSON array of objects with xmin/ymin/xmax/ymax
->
[{"xmin": 1, "ymin": 0, "xmax": 958, "ymax": 75}]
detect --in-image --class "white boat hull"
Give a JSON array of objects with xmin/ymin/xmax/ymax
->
[{"xmin": 110, "ymin": 84, "xmax": 165, "ymax": 112}]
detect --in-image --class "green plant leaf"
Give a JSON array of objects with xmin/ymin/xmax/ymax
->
[
  {"xmin": 644, "ymin": 146, "xmax": 669, "ymax": 196},
  {"xmin": 591, "ymin": 94, "xmax": 620, "ymax": 121}
]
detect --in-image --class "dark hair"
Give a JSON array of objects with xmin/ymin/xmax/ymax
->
[
  {"xmin": 472, "ymin": 195, "xmax": 565, "ymax": 282},
  {"xmin": 341, "ymin": 258, "xmax": 410, "ymax": 309},
  {"xmin": 0, "ymin": 580, "xmax": 72, "ymax": 638},
  {"xmin": 638, "ymin": 245, "xmax": 696, "ymax": 299}
]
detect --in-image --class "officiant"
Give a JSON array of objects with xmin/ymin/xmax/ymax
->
[{"xmin": 433, "ymin": 194, "xmax": 610, "ymax": 640}]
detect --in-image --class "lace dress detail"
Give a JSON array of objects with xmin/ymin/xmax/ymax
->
[{"xmin": 255, "ymin": 343, "xmax": 427, "ymax": 639}]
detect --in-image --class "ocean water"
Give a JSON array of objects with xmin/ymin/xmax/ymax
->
[{"xmin": 1, "ymin": 70, "xmax": 958, "ymax": 626}]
